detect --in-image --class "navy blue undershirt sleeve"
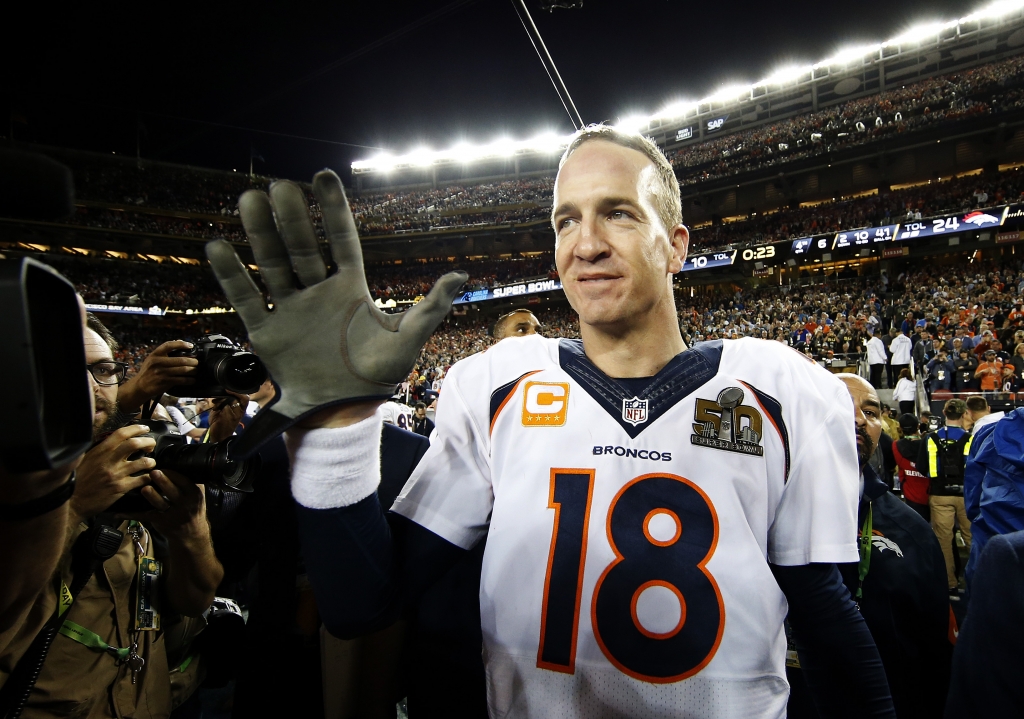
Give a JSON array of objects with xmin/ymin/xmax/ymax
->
[
  {"xmin": 772, "ymin": 563, "xmax": 895, "ymax": 719},
  {"xmin": 297, "ymin": 498, "xmax": 467, "ymax": 639},
  {"xmin": 295, "ymin": 424, "xmax": 467, "ymax": 639}
]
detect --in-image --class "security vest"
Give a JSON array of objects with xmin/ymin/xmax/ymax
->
[{"xmin": 922, "ymin": 427, "xmax": 973, "ymax": 497}]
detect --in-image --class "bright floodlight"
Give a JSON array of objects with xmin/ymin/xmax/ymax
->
[
  {"xmin": 706, "ymin": 84, "xmax": 750, "ymax": 104},
  {"xmin": 886, "ymin": 20, "xmax": 955, "ymax": 46},
  {"xmin": 523, "ymin": 132, "xmax": 566, "ymax": 153},
  {"xmin": 761, "ymin": 65, "xmax": 811, "ymax": 86},
  {"xmin": 614, "ymin": 114, "xmax": 650, "ymax": 132},
  {"xmin": 655, "ymin": 100, "xmax": 697, "ymax": 120},
  {"xmin": 351, "ymin": 0, "xmax": 1024, "ymax": 172},
  {"xmin": 449, "ymin": 142, "xmax": 477, "ymax": 164},
  {"xmin": 407, "ymin": 147, "xmax": 435, "ymax": 167},
  {"xmin": 962, "ymin": 0, "xmax": 1024, "ymax": 22}
]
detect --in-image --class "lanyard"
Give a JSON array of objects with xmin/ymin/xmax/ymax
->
[
  {"xmin": 856, "ymin": 504, "xmax": 873, "ymax": 602},
  {"xmin": 58, "ymin": 621, "xmax": 132, "ymax": 660}
]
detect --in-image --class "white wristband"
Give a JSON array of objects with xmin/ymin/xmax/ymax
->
[{"xmin": 284, "ymin": 408, "xmax": 383, "ymax": 509}]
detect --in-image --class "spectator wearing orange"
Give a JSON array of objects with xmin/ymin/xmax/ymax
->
[{"xmin": 975, "ymin": 350, "xmax": 1003, "ymax": 391}]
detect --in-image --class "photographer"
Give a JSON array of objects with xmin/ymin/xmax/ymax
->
[{"xmin": 0, "ymin": 318, "xmax": 224, "ymax": 719}]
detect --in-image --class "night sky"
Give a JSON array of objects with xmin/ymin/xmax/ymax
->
[{"xmin": 3, "ymin": 0, "xmax": 972, "ymax": 182}]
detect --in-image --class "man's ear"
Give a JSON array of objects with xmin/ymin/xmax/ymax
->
[{"xmin": 668, "ymin": 224, "xmax": 688, "ymax": 274}]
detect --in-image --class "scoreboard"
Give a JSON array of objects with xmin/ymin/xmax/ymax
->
[
  {"xmin": 680, "ymin": 249, "xmax": 737, "ymax": 272},
  {"xmin": 895, "ymin": 210, "xmax": 1003, "ymax": 240},
  {"xmin": 832, "ymin": 223, "xmax": 900, "ymax": 249}
]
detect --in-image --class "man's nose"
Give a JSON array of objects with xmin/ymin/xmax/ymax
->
[{"xmin": 575, "ymin": 215, "xmax": 610, "ymax": 261}]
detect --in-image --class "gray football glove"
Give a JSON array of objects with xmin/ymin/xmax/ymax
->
[{"xmin": 206, "ymin": 170, "xmax": 467, "ymax": 458}]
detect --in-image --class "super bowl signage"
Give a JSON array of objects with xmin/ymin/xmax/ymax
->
[{"xmin": 453, "ymin": 279, "xmax": 563, "ymax": 305}]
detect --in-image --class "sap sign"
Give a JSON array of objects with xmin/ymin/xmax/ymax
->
[{"xmin": 706, "ymin": 116, "xmax": 728, "ymax": 132}]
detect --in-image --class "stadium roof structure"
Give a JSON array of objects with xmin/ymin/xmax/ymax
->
[{"xmin": 351, "ymin": 0, "xmax": 1024, "ymax": 176}]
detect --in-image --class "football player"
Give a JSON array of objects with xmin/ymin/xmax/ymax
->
[{"xmin": 206, "ymin": 126, "xmax": 894, "ymax": 718}]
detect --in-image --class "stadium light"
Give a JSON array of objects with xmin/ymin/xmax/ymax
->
[
  {"xmin": 407, "ymin": 147, "xmax": 436, "ymax": 167},
  {"xmin": 706, "ymin": 84, "xmax": 750, "ymax": 104},
  {"xmin": 885, "ymin": 21, "xmax": 955, "ymax": 46},
  {"xmin": 759, "ymin": 65, "xmax": 812, "ymax": 86},
  {"xmin": 615, "ymin": 114, "xmax": 651, "ymax": 132},
  {"xmin": 654, "ymin": 100, "xmax": 697, "ymax": 120},
  {"xmin": 523, "ymin": 132, "xmax": 567, "ymax": 153},
  {"xmin": 352, "ymin": 0, "xmax": 1024, "ymax": 171},
  {"xmin": 961, "ymin": 0, "xmax": 1024, "ymax": 22}
]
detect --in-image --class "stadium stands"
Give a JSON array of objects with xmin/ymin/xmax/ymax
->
[
  {"xmin": 17, "ymin": 53, "xmax": 1024, "ymax": 253},
  {"xmin": 669, "ymin": 54, "xmax": 1024, "ymax": 187}
]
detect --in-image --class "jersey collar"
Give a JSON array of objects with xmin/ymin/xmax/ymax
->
[{"xmin": 557, "ymin": 339, "xmax": 723, "ymax": 438}]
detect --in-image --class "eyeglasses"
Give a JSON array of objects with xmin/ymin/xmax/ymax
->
[{"xmin": 87, "ymin": 361, "xmax": 129, "ymax": 386}]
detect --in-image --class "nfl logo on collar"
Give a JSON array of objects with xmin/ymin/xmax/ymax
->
[{"xmin": 622, "ymin": 397, "xmax": 648, "ymax": 427}]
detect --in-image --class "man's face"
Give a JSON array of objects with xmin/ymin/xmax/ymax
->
[
  {"xmin": 838, "ymin": 375, "xmax": 882, "ymax": 469},
  {"xmin": 415, "ymin": 407, "xmax": 426, "ymax": 419},
  {"xmin": 84, "ymin": 328, "xmax": 118, "ymax": 438},
  {"xmin": 495, "ymin": 311, "xmax": 542, "ymax": 340},
  {"xmin": 553, "ymin": 141, "xmax": 686, "ymax": 330}
]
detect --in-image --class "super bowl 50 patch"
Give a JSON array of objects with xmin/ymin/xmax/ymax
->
[{"xmin": 691, "ymin": 387, "xmax": 764, "ymax": 457}]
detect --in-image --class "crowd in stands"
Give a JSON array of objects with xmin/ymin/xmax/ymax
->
[
  {"xmin": 43, "ymin": 255, "xmax": 231, "ymax": 311},
  {"xmin": 350, "ymin": 178, "xmax": 553, "ymax": 234},
  {"xmin": 367, "ymin": 255, "xmax": 556, "ymax": 299},
  {"xmin": 679, "ymin": 259, "xmax": 1024, "ymax": 383},
  {"xmin": 70, "ymin": 155, "xmax": 264, "ymax": 215},
  {"xmin": 670, "ymin": 54, "xmax": 1024, "ymax": 187},
  {"xmin": 690, "ymin": 168, "xmax": 1024, "ymax": 249},
  {"xmin": 69, "ymin": 206, "xmax": 248, "ymax": 242},
  {"xmin": 30, "ymin": 252, "xmax": 559, "ymax": 309},
  {"xmin": 36, "ymin": 54, "xmax": 1024, "ymax": 247}
]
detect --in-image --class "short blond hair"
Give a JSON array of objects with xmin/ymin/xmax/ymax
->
[{"xmin": 557, "ymin": 124, "xmax": 682, "ymax": 233}]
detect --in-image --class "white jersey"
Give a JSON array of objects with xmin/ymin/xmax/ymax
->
[
  {"xmin": 380, "ymin": 401, "xmax": 414, "ymax": 431},
  {"xmin": 392, "ymin": 336, "xmax": 859, "ymax": 719}
]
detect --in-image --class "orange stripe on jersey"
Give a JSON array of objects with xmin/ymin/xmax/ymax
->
[{"xmin": 489, "ymin": 370, "xmax": 542, "ymax": 435}]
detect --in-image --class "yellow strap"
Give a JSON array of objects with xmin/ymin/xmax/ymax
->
[
  {"xmin": 964, "ymin": 435, "xmax": 974, "ymax": 455},
  {"xmin": 928, "ymin": 437, "xmax": 939, "ymax": 477}
]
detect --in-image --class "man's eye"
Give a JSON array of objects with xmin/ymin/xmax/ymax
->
[{"xmin": 610, "ymin": 210, "xmax": 631, "ymax": 220}]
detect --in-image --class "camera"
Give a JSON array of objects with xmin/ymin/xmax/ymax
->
[
  {"xmin": 108, "ymin": 420, "xmax": 261, "ymax": 514},
  {"xmin": 1, "ymin": 258, "xmax": 92, "ymax": 472},
  {"xmin": 169, "ymin": 335, "xmax": 267, "ymax": 397}
]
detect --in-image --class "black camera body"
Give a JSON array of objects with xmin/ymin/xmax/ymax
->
[
  {"xmin": 169, "ymin": 335, "xmax": 267, "ymax": 397},
  {"xmin": 108, "ymin": 420, "xmax": 261, "ymax": 514},
  {"xmin": 0, "ymin": 258, "xmax": 92, "ymax": 472}
]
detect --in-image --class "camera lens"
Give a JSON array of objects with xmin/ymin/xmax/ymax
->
[
  {"xmin": 211, "ymin": 352, "xmax": 268, "ymax": 394},
  {"xmin": 153, "ymin": 439, "xmax": 260, "ymax": 491}
]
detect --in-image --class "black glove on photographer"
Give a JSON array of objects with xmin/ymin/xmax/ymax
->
[{"xmin": 206, "ymin": 170, "xmax": 466, "ymax": 458}]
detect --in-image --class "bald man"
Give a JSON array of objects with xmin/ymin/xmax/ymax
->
[{"xmin": 825, "ymin": 375, "xmax": 954, "ymax": 719}]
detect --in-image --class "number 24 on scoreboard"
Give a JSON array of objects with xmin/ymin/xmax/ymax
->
[{"xmin": 536, "ymin": 469, "xmax": 726, "ymax": 683}]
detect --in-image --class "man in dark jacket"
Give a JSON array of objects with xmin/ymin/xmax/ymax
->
[
  {"xmin": 944, "ymin": 529, "xmax": 1024, "ymax": 718},
  {"xmin": 834, "ymin": 376, "xmax": 955, "ymax": 719},
  {"xmin": 952, "ymin": 349, "xmax": 977, "ymax": 392}
]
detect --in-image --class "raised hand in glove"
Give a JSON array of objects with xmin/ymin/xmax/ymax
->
[{"xmin": 206, "ymin": 170, "xmax": 466, "ymax": 457}]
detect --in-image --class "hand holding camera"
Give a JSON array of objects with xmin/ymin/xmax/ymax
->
[
  {"xmin": 71, "ymin": 425, "xmax": 156, "ymax": 523},
  {"xmin": 131, "ymin": 469, "xmax": 208, "ymax": 540},
  {"xmin": 117, "ymin": 340, "xmax": 200, "ymax": 414}
]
